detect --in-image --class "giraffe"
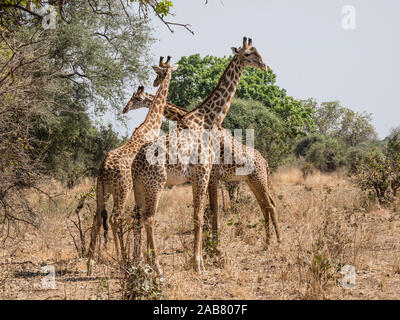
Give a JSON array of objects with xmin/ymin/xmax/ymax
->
[
  {"xmin": 123, "ymin": 87, "xmax": 280, "ymax": 248},
  {"xmin": 86, "ymin": 56, "xmax": 178, "ymax": 275},
  {"xmin": 124, "ymin": 91, "xmax": 241, "ymax": 212},
  {"xmin": 131, "ymin": 37, "xmax": 274, "ymax": 273}
]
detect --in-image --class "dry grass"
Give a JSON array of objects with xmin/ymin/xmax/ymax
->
[{"xmin": 1, "ymin": 168, "xmax": 400, "ymax": 300}]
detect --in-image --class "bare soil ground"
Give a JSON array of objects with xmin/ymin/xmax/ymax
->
[{"xmin": 1, "ymin": 168, "xmax": 400, "ymax": 300}]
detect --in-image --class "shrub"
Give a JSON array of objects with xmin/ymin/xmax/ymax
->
[
  {"xmin": 386, "ymin": 129, "xmax": 400, "ymax": 197},
  {"xmin": 353, "ymin": 129, "xmax": 400, "ymax": 205},
  {"xmin": 300, "ymin": 162, "xmax": 314, "ymax": 180},
  {"xmin": 355, "ymin": 149, "xmax": 393, "ymax": 205},
  {"xmin": 120, "ymin": 263, "xmax": 163, "ymax": 300},
  {"xmin": 345, "ymin": 141, "xmax": 383, "ymax": 175},
  {"xmin": 304, "ymin": 137, "xmax": 346, "ymax": 172},
  {"xmin": 294, "ymin": 135, "xmax": 325, "ymax": 158}
]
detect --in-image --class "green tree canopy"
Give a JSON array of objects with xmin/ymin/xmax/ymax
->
[
  {"xmin": 0, "ymin": 0, "xmax": 153, "ymax": 200},
  {"xmin": 166, "ymin": 54, "xmax": 316, "ymax": 167},
  {"xmin": 168, "ymin": 54, "xmax": 314, "ymax": 138},
  {"xmin": 302, "ymin": 99, "xmax": 377, "ymax": 147}
]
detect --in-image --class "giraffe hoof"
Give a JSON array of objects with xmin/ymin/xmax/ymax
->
[{"xmin": 198, "ymin": 261, "xmax": 206, "ymax": 274}]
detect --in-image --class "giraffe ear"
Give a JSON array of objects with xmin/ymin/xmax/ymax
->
[
  {"xmin": 231, "ymin": 47, "xmax": 239, "ymax": 54},
  {"xmin": 171, "ymin": 64, "xmax": 179, "ymax": 72},
  {"xmin": 152, "ymin": 65, "xmax": 163, "ymax": 73}
]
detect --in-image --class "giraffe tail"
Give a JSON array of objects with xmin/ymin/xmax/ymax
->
[
  {"xmin": 102, "ymin": 209, "xmax": 108, "ymax": 240},
  {"xmin": 96, "ymin": 177, "xmax": 109, "ymax": 242},
  {"xmin": 265, "ymin": 160, "xmax": 272, "ymax": 191}
]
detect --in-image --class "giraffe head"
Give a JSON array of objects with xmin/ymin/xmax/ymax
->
[
  {"xmin": 122, "ymin": 86, "xmax": 151, "ymax": 114},
  {"xmin": 231, "ymin": 37, "xmax": 268, "ymax": 72},
  {"xmin": 152, "ymin": 56, "xmax": 178, "ymax": 87}
]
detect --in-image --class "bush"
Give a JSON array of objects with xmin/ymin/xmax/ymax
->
[
  {"xmin": 345, "ymin": 140, "xmax": 385, "ymax": 175},
  {"xmin": 300, "ymin": 162, "xmax": 314, "ymax": 180},
  {"xmin": 294, "ymin": 135, "xmax": 325, "ymax": 158},
  {"xmin": 295, "ymin": 136, "xmax": 347, "ymax": 172},
  {"xmin": 353, "ymin": 129, "xmax": 400, "ymax": 205},
  {"xmin": 354, "ymin": 149, "xmax": 392, "ymax": 205},
  {"xmin": 223, "ymin": 98, "xmax": 289, "ymax": 169},
  {"xmin": 120, "ymin": 263, "xmax": 163, "ymax": 300},
  {"xmin": 386, "ymin": 129, "xmax": 400, "ymax": 197}
]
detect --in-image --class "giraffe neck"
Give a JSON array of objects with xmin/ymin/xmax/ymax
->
[
  {"xmin": 143, "ymin": 96, "xmax": 232, "ymax": 131},
  {"xmin": 128, "ymin": 73, "xmax": 171, "ymax": 144},
  {"xmin": 182, "ymin": 55, "xmax": 244, "ymax": 130},
  {"xmin": 145, "ymin": 93, "xmax": 187, "ymax": 121}
]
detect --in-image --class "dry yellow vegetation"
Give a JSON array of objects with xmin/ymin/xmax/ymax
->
[{"xmin": 1, "ymin": 168, "xmax": 400, "ymax": 300}]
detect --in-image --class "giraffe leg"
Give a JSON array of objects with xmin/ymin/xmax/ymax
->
[
  {"xmin": 87, "ymin": 180, "xmax": 108, "ymax": 275},
  {"xmin": 191, "ymin": 171, "xmax": 210, "ymax": 273},
  {"xmin": 109, "ymin": 212, "xmax": 121, "ymax": 261},
  {"xmin": 142, "ymin": 186, "xmax": 164, "ymax": 275},
  {"xmin": 87, "ymin": 209, "xmax": 102, "ymax": 275},
  {"xmin": 132, "ymin": 205, "xmax": 143, "ymax": 263},
  {"xmin": 132, "ymin": 182, "xmax": 146, "ymax": 264},
  {"xmin": 132, "ymin": 170, "xmax": 165, "ymax": 276},
  {"xmin": 109, "ymin": 189, "xmax": 129, "ymax": 266},
  {"xmin": 268, "ymin": 195, "xmax": 281, "ymax": 243},
  {"xmin": 247, "ymin": 181, "xmax": 271, "ymax": 246},
  {"xmin": 144, "ymin": 216, "xmax": 162, "ymax": 275},
  {"xmin": 246, "ymin": 175, "xmax": 281, "ymax": 246},
  {"xmin": 208, "ymin": 177, "xmax": 219, "ymax": 244}
]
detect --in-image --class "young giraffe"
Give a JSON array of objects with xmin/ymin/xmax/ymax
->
[
  {"xmin": 131, "ymin": 37, "xmax": 272, "ymax": 273},
  {"xmin": 124, "ymin": 88, "xmax": 280, "ymax": 247},
  {"xmin": 87, "ymin": 56, "xmax": 178, "ymax": 274}
]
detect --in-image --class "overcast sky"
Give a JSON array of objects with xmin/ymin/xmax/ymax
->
[{"xmin": 110, "ymin": 0, "xmax": 399, "ymax": 139}]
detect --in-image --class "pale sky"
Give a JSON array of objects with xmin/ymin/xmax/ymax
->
[{"xmin": 110, "ymin": 0, "xmax": 400, "ymax": 139}]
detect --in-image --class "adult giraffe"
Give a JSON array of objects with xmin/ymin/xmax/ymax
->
[
  {"xmin": 87, "ymin": 56, "xmax": 178, "ymax": 275},
  {"xmin": 131, "ymin": 37, "xmax": 275, "ymax": 273},
  {"xmin": 124, "ymin": 87, "xmax": 280, "ymax": 247}
]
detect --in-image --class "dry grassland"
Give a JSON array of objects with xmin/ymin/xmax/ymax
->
[{"xmin": 1, "ymin": 168, "xmax": 400, "ymax": 300}]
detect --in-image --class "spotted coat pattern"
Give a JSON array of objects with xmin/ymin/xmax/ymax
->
[
  {"xmin": 128, "ymin": 96, "xmax": 281, "ymax": 246},
  {"xmin": 131, "ymin": 38, "xmax": 274, "ymax": 273},
  {"xmin": 87, "ymin": 58, "xmax": 176, "ymax": 275}
]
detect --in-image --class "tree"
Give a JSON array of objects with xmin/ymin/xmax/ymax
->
[
  {"xmin": 166, "ymin": 54, "xmax": 315, "ymax": 168},
  {"xmin": 305, "ymin": 137, "xmax": 347, "ymax": 172},
  {"xmin": 295, "ymin": 135, "xmax": 347, "ymax": 172},
  {"xmin": 0, "ymin": 0, "xmax": 194, "ymax": 34},
  {"xmin": 386, "ymin": 127, "xmax": 400, "ymax": 196},
  {"xmin": 169, "ymin": 54, "xmax": 314, "ymax": 138},
  {"xmin": 0, "ymin": 26, "xmax": 60, "ymax": 230},
  {"xmin": 222, "ymin": 98, "xmax": 287, "ymax": 169},
  {"xmin": 0, "ymin": 0, "xmax": 152, "ymax": 232},
  {"xmin": 302, "ymin": 99, "xmax": 377, "ymax": 147}
]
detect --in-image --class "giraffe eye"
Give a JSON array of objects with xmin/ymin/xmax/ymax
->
[{"xmin": 245, "ymin": 53, "xmax": 251, "ymax": 57}]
